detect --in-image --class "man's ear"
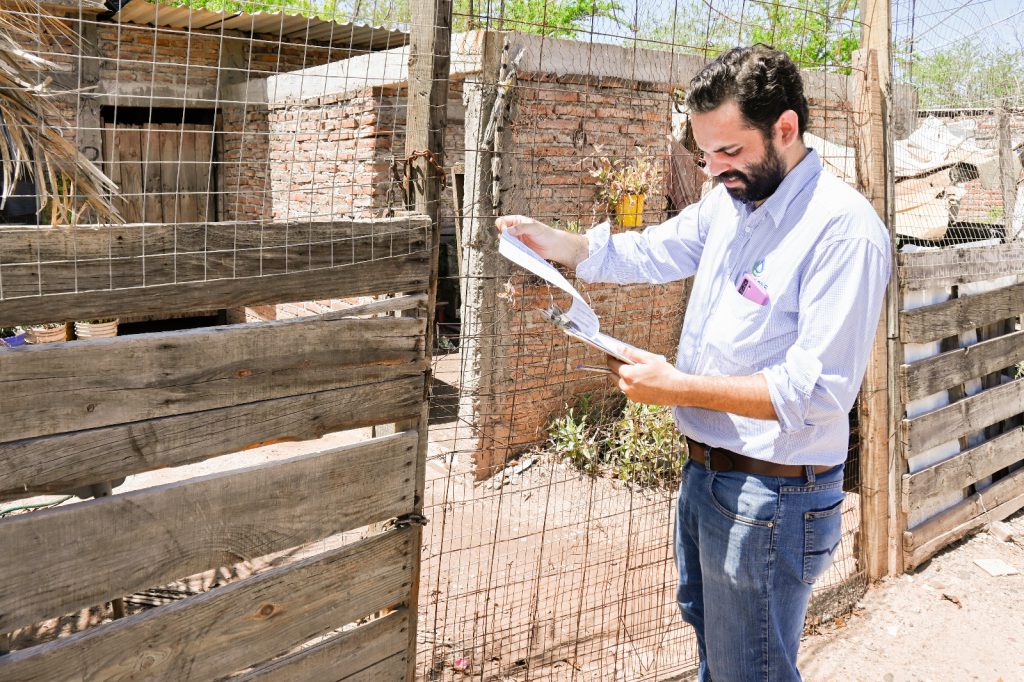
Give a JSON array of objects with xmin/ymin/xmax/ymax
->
[{"xmin": 774, "ymin": 109, "xmax": 800, "ymax": 148}]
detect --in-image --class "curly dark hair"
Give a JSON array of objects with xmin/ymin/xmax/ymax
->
[{"xmin": 685, "ymin": 44, "xmax": 809, "ymax": 139}]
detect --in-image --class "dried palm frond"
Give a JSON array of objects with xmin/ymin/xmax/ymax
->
[{"xmin": 0, "ymin": 0, "xmax": 122, "ymax": 225}]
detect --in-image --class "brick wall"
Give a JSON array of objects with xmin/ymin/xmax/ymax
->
[
  {"xmin": 807, "ymin": 96, "xmax": 856, "ymax": 148},
  {"xmin": 471, "ymin": 74, "xmax": 686, "ymax": 472},
  {"xmin": 469, "ymin": 74, "xmax": 860, "ymax": 474},
  {"xmin": 94, "ymin": 25, "xmax": 338, "ymax": 92},
  {"xmin": 219, "ymin": 104, "xmax": 272, "ymax": 221},
  {"xmin": 948, "ymin": 113, "xmax": 1024, "ymax": 224},
  {"xmin": 97, "ymin": 24, "xmax": 222, "ymax": 90}
]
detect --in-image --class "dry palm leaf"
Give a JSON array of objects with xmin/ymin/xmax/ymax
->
[{"xmin": 0, "ymin": 0, "xmax": 122, "ymax": 225}]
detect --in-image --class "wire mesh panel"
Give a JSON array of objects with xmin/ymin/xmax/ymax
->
[
  {"xmin": 417, "ymin": 1, "xmax": 871, "ymax": 679},
  {"xmin": 0, "ymin": 0, "xmax": 432, "ymax": 677}
]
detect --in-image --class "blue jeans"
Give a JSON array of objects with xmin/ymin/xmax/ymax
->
[{"xmin": 675, "ymin": 457, "xmax": 845, "ymax": 681}]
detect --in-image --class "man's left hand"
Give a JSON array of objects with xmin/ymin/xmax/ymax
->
[{"xmin": 607, "ymin": 347, "xmax": 684, "ymax": 406}]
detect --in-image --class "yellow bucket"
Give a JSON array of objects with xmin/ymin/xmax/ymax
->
[{"xmin": 616, "ymin": 194, "xmax": 645, "ymax": 228}]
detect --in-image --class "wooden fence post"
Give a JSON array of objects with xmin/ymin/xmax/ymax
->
[
  {"xmin": 997, "ymin": 106, "xmax": 1019, "ymax": 240},
  {"xmin": 856, "ymin": 0, "xmax": 901, "ymax": 580},
  {"xmin": 404, "ymin": 1, "xmax": 452, "ymax": 679}
]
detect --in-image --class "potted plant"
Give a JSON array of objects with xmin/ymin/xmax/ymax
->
[
  {"xmin": 74, "ymin": 318, "xmax": 119, "ymax": 340},
  {"xmin": 0, "ymin": 326, "xmax": 25, "ymax": 348},
  {"xmin": 590, "ymin": 149, "xmax": 663, "ymax": 228},
  {"xmin": 24, "ymin": 322, "xmax": 70, "ymax": 344}
]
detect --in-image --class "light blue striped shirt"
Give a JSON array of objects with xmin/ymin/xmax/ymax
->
[{"xmin": 576, "ymin": 149, "xmax": 891, "ymax": 465}]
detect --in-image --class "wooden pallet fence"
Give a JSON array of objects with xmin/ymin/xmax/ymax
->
[
  {"xmin": 0, "ymin": 216, "xmax": 430, "ymax": 327},
  {"xmin": 0, "ymin": 216, "xmax": 432, "ymax": 679},
  {"xmin": 897, "ymin": 246, "xmax": 1024, "ymax": 570}
]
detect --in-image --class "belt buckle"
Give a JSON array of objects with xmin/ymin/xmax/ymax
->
[{"xmin": 708, "ymin": 447, "xmax": 734, "ymax": 473}]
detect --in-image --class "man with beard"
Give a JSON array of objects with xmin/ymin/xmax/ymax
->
[{"xmin": 497, "ymin": 45, "xmax": 890, "ymax": 681}]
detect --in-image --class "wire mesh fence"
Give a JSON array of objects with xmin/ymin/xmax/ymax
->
[{"xmin": 3, "ymin": 0, "xmax": 1021, "ymax": 677}]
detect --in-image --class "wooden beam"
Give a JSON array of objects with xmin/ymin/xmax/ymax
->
[
  {"xmin": 899, "ymin": 282, "xmax": 1024, "ymax": 344},
  {"xmin": 236, "ymin": 609, "xmax": 409, "ymax": 681},
  {"xmin": 997, "ymin": 106, "xmax": 1017, "ymax": 239},
  {"xmin": 902, "ymin": 377, "xmax": 1024, "ymax": 457},
  {"xmin": 898, "ymin": 242, "xmax": 1024, "ymax": 291},
  {"xmin": 0, "ymin": 374, "xmax": 423, "ymax": 500},
  {"xmin": 0, "ymin": 431, "xmax": 417, "ymax": 634},
  {"xmin": 899, "ymin": 329, "xmax": 1024, "ymax": 403},
  {"xmin": 0, "ymin": 217, "xmax": 429, "ymax": 300},
  {"xmin": 404, "ymin": 1, "xmax": 451, "ymax": 678},
  {"xmin": 0, "ymin": 528, "xmax": 415, "ymax": 681},
  {"xmin": 0, "ymin": 316, "xmax": 426, "ymax": 443},
  {"xmin": 0, "ymin": 251, "xmax": 429, "ymax": 328},
  {"xmin": 902, "ymin": 425, "xmax": 1024, "ymax": 517},
  {"xmin": 853, "ymin": 39, "xmax": 900, "ymax": 579},
  {"xmin": 903, "ymin": 465, "xmax": 1024, "ymax": 570}
]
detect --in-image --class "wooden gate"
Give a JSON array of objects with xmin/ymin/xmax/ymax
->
[
  {"xmin": 896, "ymin": 243, "xmax": 1024, "ymax": 570},
  {"xmin": 0, "ymin": 215, "xmax": 431, "ymax": 679}
]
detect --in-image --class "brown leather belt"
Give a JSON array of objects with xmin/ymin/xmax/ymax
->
[{"xmin": 686, "ymin": 438, "xmax": 834, "ymax": 478}]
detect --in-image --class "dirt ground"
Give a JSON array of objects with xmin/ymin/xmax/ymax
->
[{"xmin": 799, "ymin": 508, "xmax": 1024, "ymax": 682}]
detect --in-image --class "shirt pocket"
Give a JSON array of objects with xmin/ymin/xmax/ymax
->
[{"xmin": 704, "ymin": 285, "xmax": 781, "ymax": 374}]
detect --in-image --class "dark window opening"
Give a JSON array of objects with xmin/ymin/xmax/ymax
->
[{"xmin": 100, "ymin": 106, "xmax": 216, "ymax": 126}]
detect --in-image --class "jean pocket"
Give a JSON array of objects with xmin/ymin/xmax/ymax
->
[
  {"xmin": 802, "ymin": 498, "xmax": 844, "ymax": 584},
  {"xmin": 707, "ymin": 471, "xmax": 778, "ymax": 528}
]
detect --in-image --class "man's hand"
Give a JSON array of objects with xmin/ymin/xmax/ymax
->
[
  {"xmin": 607, "ymin": 347, "xmax": 682, "ymax": 406},
  {"xmin": 496, "ymin": 215, "xmax": 589, "ymax": 269},
  {"xmin": 608, "ymin": 347, "xmax": 780, "ymax": 421}
]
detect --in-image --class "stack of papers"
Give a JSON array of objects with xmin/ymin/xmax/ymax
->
[{"xmin": 498, "ymin": 230, "xmax": 642, "ymax": 364}]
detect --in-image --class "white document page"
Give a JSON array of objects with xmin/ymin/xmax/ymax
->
[
  {"xmin": 498, "ymin": 230, "xmax": 642, "ymax": 363},
  {"xmin": 498, "ymin": 230, "xmax": 599, "ymax": 335}
]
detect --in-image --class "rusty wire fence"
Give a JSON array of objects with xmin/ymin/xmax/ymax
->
[{"xmin": 418, "ymin": 1, "xmax": 871, "ymax": 678}]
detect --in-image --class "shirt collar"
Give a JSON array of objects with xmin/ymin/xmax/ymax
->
[{"xmin": 735, "ymin": 147, "xmax": 822, "ymax": 227}]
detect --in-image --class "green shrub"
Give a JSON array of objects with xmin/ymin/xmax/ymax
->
[{"xmin": 548, "ymin": 393, "xmax": 685, "ymax": 488}]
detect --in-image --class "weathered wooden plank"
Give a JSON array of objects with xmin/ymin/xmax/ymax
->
[
  {"xmin": 902, "ymin": 377, "xmax": 1024, "ymax": 457},
  {"xmin": 899, "ymin": 330, "xmax": 1024, "ymax": 403},
  {"xmin": 0, "ymin": 430, "xmax": 418, "ymax": 634},
  {"xmin": 237, "ymin": 609, "xmax": 409, "ymax": 682},
  {"xmin": 0, "ymin": 216, "xmax": 428, "ymax": 299},
  {"xmin": 900, "ymin": 281, "xmax": 1024, "ymax": 344},
  {"xmin": 0, "ymin": 528, "xmax": 415, "ymax": 682},
  {"xmin": 903, "ymin": 465, "xmax": 1024, "ymax": 570},
  {"xmin": 898, "ymin": 243, "xmax": 1024, "ymax": 291},
  {"xmin": 179, "ymin": 125, "xmax": 201, "ymax": 223},
  {"xmin": 119, "ymin": 127, "xmax": 144, "ymax": 224},
  {"xmin": 0, "ymin": 372, "xmax": 424, "ymax": 500},
  {"xmin": 0, "ymin": 250, "xmax": 430, "ymax": 327},
  {"xmin": 902, "ymin": 426, "xmax": 1024, "ymax": 516},
  {"xmin": 141, "ymin": 126, "xmax": 164, "ymax": 224},
  {"xmin": 0, "ymin": 315, "xmax": 425, "ymax": 443},
  {"xmin": 195, "ymin": 127, "xmax": 215, "ymax": 223}
]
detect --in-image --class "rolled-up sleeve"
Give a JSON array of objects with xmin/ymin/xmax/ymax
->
[
  {"xmin": 576, "ymin": 198, "xmax": 708, "ymax": 285},
  {"xmin": 762, "ymin": 234, "xmax": 890, "ymax": 433}
]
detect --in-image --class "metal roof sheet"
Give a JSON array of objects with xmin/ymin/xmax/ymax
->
[{"xmin": 113, "ymin": 0, "xmax": 408, "ymax": 52}]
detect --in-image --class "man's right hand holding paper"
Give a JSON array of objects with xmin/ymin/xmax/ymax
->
[{"xmin": 496, "ymin": 215, "xmax": 590, "ymax": 270}]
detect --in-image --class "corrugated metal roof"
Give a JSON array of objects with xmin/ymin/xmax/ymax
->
[{"xmin": 113, "ymin": 0, "xmax": 408, "ymax": 52}]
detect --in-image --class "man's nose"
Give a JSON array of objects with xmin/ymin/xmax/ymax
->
[{"xmin": 705, "ymin": 154, "xmax": 730, "ymax": 177}]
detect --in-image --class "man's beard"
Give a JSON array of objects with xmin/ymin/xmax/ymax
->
[{"xmin": 716, "ymin": 140, "xmax": 787, "ymax": 203}]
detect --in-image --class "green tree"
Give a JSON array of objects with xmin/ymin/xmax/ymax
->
[
  {"xmin": 904, "ymin": 41, "xmax": 1023, "ymax": 109},
  {"xmin": 632, "ymin": 0, "xmax": 859, "ymax": 71},
  {"xmin": 454, "ymin": 0, "xmax": 627, "ymax": 38},
  {"xmin": 171, "ymin": 0, "xmax": 626, "ymax": 37},
  {"xmin": 747, "ymin": 0, "xmax": 858, "ymax": 70}
]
